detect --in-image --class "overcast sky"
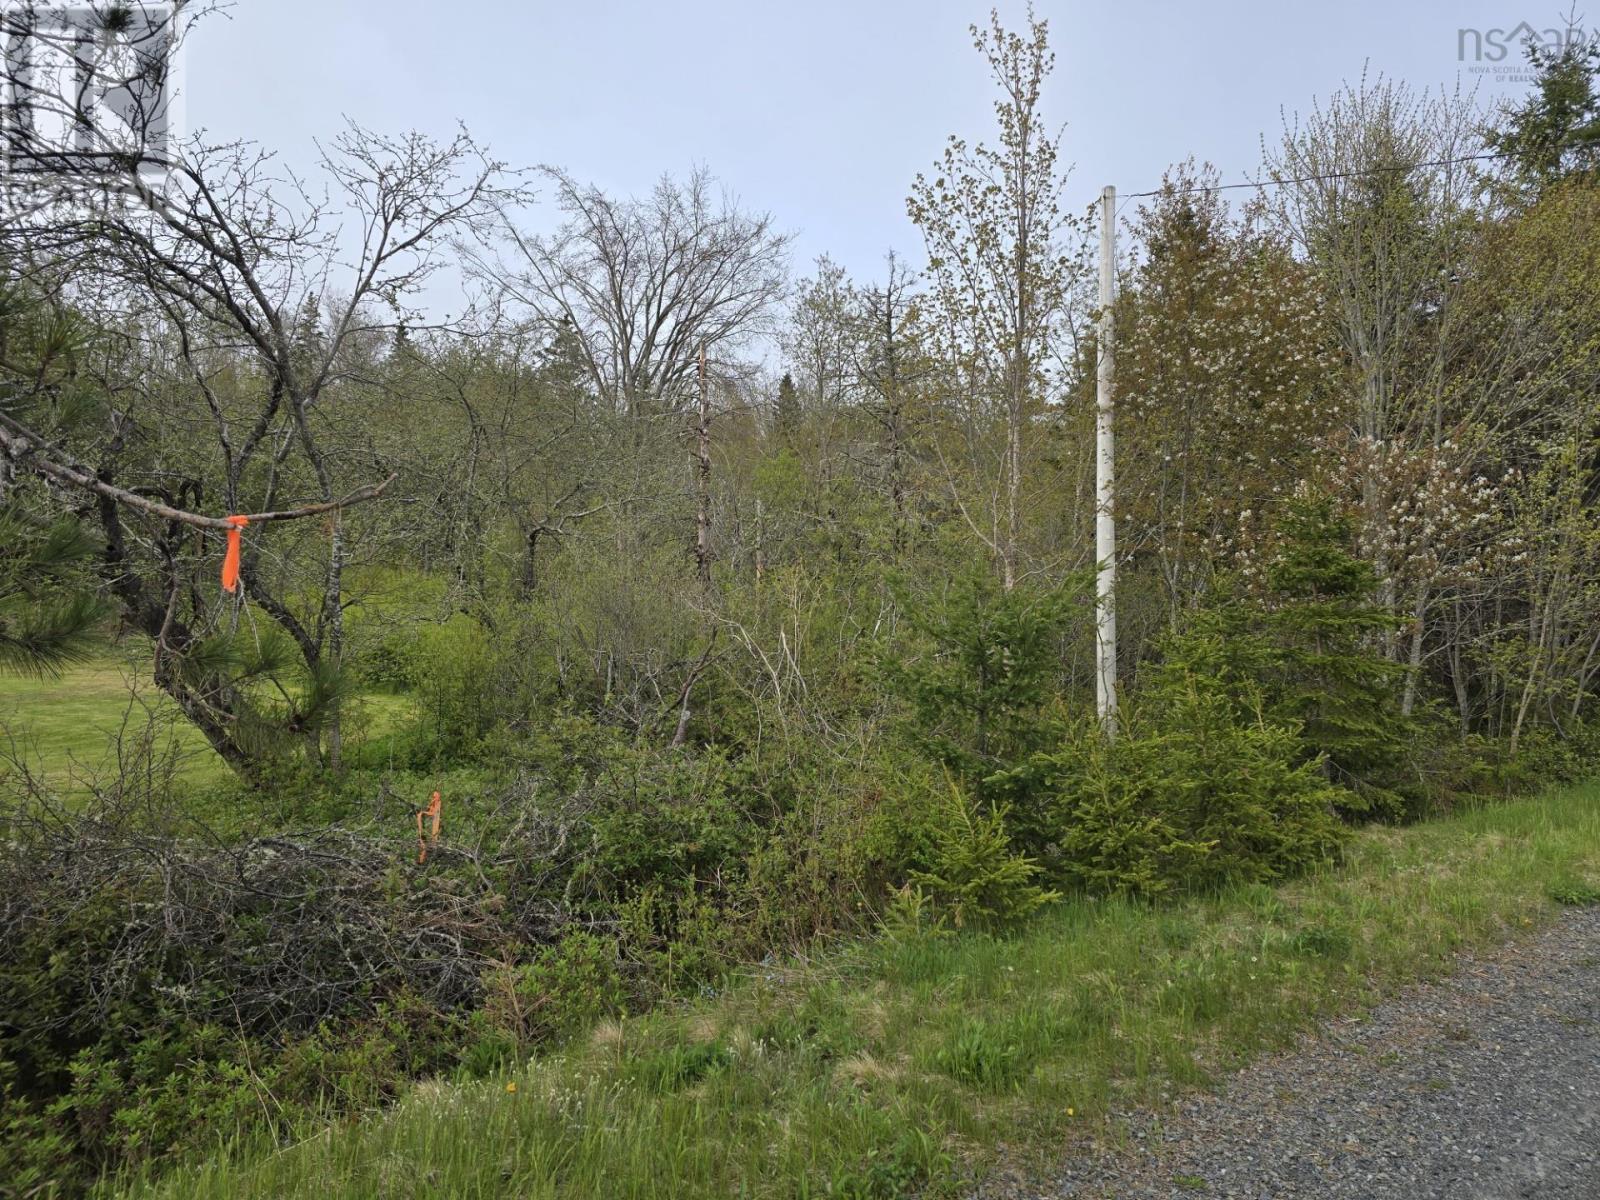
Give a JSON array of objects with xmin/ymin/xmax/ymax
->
[{"xmin": 181, "ymin": 0, "xmax": 1560, "ymax": 296}]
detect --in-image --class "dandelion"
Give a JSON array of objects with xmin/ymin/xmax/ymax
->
[
  {"xmin": 1067, "ymin": 1106, "xmax": 1076, "ymax": 1117},
  {"xmin": 506, "ymin": 1082, "xmax": 518, "ymax": 1094}
]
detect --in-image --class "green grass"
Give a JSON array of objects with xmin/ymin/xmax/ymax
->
[
  {"xmin": 118, "ymin": 780, "xmax": 1600, "ymax": 1200},
  {"xmin": 0, "ymin": 656, "xmax": 416, "ymax": 794},
  {"xmin": 0, "ymin": 659, "xmax": 232, "ymax": 789}
]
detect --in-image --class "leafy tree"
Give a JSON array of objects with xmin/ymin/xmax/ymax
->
[
  {"xmin": 1267, "ymin": 76, "xmax": 1481, "ymax": 634},
  {"xmin": 907, "ymin": 8, "xmax": 1080, "ymax": 589},
  {"xmin": 784, "ymin": 256, "xmax": 862, "ymax": 414},
  {"xmin": 0, "ymin": 113, "xmax": 514, "ymax": 774},
  {"xmin": 1118, "ymin": 163, "xmax": 1337, "ymax": 627}
]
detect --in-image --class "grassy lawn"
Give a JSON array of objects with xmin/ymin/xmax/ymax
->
[
  {"xmin": 121, "ymin": 780, "xmax": 1600, "ymax": 1200},
  {"xmin": 0, "ymin": 657, "xmax": 415, "ymax": 794},
  {"xmin": 0, "ymin": 659, "xmax": 232, "ymax": 790}
]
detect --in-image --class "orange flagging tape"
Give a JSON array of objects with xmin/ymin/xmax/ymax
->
[
  {"xmin": 417, "ymin": 791, "xmax": 442, "ymax": 864},
  {"xmin": 220, "ymin": 515, "xmax": 250, "ymax": 592}
]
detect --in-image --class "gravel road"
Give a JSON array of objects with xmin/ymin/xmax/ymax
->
[{"xmin": 980, "ymin": 906, "xmax": 1600, "ymax": 1200}]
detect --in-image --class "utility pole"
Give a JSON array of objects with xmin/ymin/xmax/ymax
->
[
  {"xmin": 1096, "ymin": 185, "xmax": 1119, "ymax": 737},
  {"xmin": 694, "ymin": 343, "xmax": 713, "ymax": 585}
]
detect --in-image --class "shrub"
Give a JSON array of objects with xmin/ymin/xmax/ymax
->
[
  {"xmin": 404, "ymin": 614, "xmax": 509, "ymax": 756},
  {"xmin": 580, "ymin": 748, "xmax": 759, "ymax": 896},
  {"xmin": 478, "ymin": 931, "xmax": 627, "ymax": 1054},
  {"xmin": 1004, "ymin": 731, "xmax": 1212, "ymax": 898},
  {"xmin": 0, "ymin": 1000, "xmax": 464, "ymax": 1197},
  {"xmin": 1488, "ymin": 720, "xmax": 1600, "ymax": 795},
  {"xmin": 909, "ymin": 784, "xmax": 1060, "ymax": 929},
  {"xmin": 0, "ymin": 771, "xmax": 586, "ymax": 1190},
  {"xmin": 999, "ymin": 659, "xmax": 1348, "ymax": 897},
  {"xmin": 883, "ymin": 567, "xmax": 1085, "ymax": 800}
]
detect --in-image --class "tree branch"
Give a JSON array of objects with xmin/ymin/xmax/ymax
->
[{"xmin": 0, "ymin": 415, "xmax": 395, "ymax": 529}]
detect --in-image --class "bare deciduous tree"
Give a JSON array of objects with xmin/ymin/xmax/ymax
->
[
  {"xmin": 479, "ymin": 165, "xmax": 791, "ymax": 421},
  {"xmin": 0, "ymin": 6, "xmax": 519, "ymax": 771}
]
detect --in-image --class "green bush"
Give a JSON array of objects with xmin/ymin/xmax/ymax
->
[
  {"xmin": 581, "ymin": 749, "xmax": 759, "ymax": 895},
  {"xmin": 1252, "ymin": 496, "xmax": 1415, "ymax": 815},
  {"xmin": 882, "ymin": 567, "xmax": 1084, "ymax": 801},
  {"xmin": 909, "ymin": 784, "xmax": 1060, "ymax": 928},
  {"xmin": 404, "ymin": 615, "xmax": 508, "ymax": 756},
  {"xmin": 375, "ymin": 599, "xmax": 566, "ymax": 766},
  {"xmin": 1488, "ymin": 720, "xmax": 1600, "ymax": 794},
  {"xmin": 999, "ymin": 659, "xmax": 1348, "ymax": 898},
  {"xmin": 0, "ymin": 999, "xmax": 463, "ymax": 1197},
  {"xmin": 477, "ymin": 931, "xmax": 627, "ymax": 1054}
]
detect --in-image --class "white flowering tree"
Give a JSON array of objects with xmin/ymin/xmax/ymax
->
[{"xmin": 1116, "ymin": 166, "xmax": 1337, "ymax": 630}]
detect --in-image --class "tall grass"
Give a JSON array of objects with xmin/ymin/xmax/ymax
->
[{"xmin": 119, "ymin": 783, "xmax": 1600, "ymax": 1200}]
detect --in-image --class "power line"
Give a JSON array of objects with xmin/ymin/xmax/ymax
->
[{"xmin": 1121, "ymin": 146, "xmax": 1538, "ymax": 201}]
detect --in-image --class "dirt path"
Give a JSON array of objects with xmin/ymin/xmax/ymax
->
[{"xmin": 983, "ymin": 907, "xmax": 1600, "ymax": 1199}]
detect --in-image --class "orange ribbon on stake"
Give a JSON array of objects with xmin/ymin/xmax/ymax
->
[
  {"xmin": 220, "ymin": 514, "xmax": 250, "ymax": 593},
  {"xmin": 417, "ymin": 791, "xmax": 442, "ymax": 864}
]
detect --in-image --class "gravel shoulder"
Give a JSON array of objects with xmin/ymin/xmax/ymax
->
[{"xmin": 983, "ymin": 906, "xmax": 1600, "ymax": 1200}]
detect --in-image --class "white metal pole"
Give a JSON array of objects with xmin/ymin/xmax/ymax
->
[{"xmin": 1095, "ymin": 185, "xmax": 1119, "ymax": 737}]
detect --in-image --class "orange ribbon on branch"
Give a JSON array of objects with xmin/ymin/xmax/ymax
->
[
  {"xmin": 220, "ymin": 514, "xmax": 250, "ymax": 593},
  {"xmin": 417, "ymin": 791, "xmax": 442, "ymax": 864}
]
